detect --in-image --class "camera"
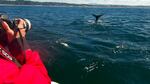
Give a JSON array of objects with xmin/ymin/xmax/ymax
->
[{"xmin": 0, "ymin": 14, "xmax": 31, "ymax": 32}]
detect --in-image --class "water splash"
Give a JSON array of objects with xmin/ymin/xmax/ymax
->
[{"xmin": 84, "ymin": 62, "xmax": 99, "ymax": 72}]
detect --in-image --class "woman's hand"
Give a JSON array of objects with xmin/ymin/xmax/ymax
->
[{"xmin": 1, "ymin": 19, "xmax": 27, "ymax": 43}]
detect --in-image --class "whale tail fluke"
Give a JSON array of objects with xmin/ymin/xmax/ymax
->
[{"xmin": 92, "ymin": 14, "xmax": 103, "ymax": 23}]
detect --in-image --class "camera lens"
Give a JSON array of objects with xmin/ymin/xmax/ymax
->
[{"xmin": 23, "ymin": 19, "xmax": 31, "ymax": 32}]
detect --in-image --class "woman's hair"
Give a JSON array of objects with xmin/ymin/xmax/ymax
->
[{"xmin": 0, "ymin": 29, "xmax": 8, "ymax": 47}]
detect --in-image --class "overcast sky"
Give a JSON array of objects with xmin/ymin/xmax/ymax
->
[{"xmin": 31, "ymin": 0, "xmax": 150, "ymax": 6}]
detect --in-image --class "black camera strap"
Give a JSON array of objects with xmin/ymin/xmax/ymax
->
[
  {"xmin": 16, "ymin": 29, "xmax": 26, "ymax": 64},
  {"xmin": 0, "ymin": 44, "xmax": 22, "ymax": 67}
]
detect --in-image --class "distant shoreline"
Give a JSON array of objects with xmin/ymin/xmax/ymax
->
[{"xmin": 0, "ymin": 1, "xmax": 150, "ymax": 8}]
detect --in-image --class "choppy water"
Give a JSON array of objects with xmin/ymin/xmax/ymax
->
[{"xmin": 1, "ymin": 6, "xmax": 150, "ymax": 84}]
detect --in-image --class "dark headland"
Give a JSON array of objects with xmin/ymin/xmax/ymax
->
[{"xmin": 0, "ymin": 1, "xmax": 76, "ymax": 6}]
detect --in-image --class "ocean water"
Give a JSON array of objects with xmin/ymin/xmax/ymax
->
[{"xmin": 1, "ymin": 6, "xmax": 150, "ymax": 84}]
